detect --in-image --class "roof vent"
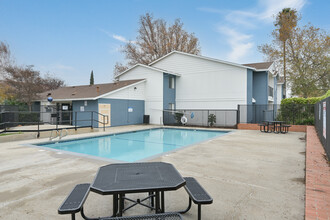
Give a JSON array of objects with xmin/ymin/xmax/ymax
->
[{"xmin": 96, "ymin": 86, "xmax": 100, "ymax": 94}]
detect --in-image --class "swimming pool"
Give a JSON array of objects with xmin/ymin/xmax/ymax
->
[{"xmin": 37, "ymin": 128, "xmax": 228, "ymax": 162}]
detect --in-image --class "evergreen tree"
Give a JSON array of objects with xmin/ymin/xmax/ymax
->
[{"xmin": 90, "ymin": 70, "xmax": 94, "ymax": 85}]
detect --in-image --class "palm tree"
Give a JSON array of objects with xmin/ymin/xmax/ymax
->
[{"xmin": 275, "ymin": 8, "xmax": 298, "ymax": 98}]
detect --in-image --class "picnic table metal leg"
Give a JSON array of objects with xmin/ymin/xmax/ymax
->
[
  {"xmin": 155, "ymin": 191, "xmax": 160, "ymax": 213},
  {"xmin": 118, "ymin": 193, "xmax": 124, "ymax": 216},
  {"xmin": 149, "ymin": 192, "xmax": 154, "ymax": 208},
  {"xmin": 113, "ymin": 194, "xmax": 118, "ymax": 217},
  {"xmin": 161, "ymin": 191, "xmax": 165, "ymax": 213},
  {"xmin": 198, "ymin": 204, "xmax": 201, "ymax": 220}
]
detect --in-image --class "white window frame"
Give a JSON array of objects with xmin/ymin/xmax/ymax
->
[{"xmin": 169, "ymin": 76, "xmax": 175, "ymax": 89}]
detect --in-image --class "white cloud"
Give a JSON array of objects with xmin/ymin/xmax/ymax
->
[
  {"xmin": 218, "ymin": 26, "xmax": 254, "ymax": 62},
  {"xmin": 199, "ymin": 0, "xmax": 307, "ymax": 27},
  {"xmin": 99, "ymin": 28, "xmax": 135, "ymax": 44},
  {"xmin": 112, "ymin": 34, "xmax": 129, "ymax": 43},
  {"xmin": 225, "ymin": 11, "xmax": 258, "ymax": 28},
  {"xmin": 198, "ymin": 0, "xmax": 307, "ymax": 62},
  {"xmin": 259, "ymin": 0, "xmax": 307, "ymax": 21}
]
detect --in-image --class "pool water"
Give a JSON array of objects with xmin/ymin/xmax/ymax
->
[{"xmin": 38, "ymin": 128, "xmax": 228, "ymax": 162}]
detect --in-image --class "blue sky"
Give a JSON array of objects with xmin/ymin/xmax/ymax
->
[{"xmin": 0, "ymin": 0, "xmax": 329, "ymax": 86}]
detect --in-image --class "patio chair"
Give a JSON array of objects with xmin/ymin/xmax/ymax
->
[{"xmin": 58, "ymin": 183, "xmax": 183, "ymax": 220}]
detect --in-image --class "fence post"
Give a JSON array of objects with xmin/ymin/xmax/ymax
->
[
  {"xmin": 75, "ymin": 112, "xmax": 77, "ymax": 131},
  {"xmin": 37, "ymin": 121, "xmax": 40, "ymax": 138},
  {"xmin": 56, "ymin": 112, "xmax": 59, "ymax": 131},
  {"xmin": 237, "ymin": 105, "xmax": 240, "ymax": 125},
  {"xmin": 91, "ymin": 112, "xmax": 93, "ymax": 129},
  {"xmin": 207, "ymin": 110, "xmax": 209, "ymax": 127}
]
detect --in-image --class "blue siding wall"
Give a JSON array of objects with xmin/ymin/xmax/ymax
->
[
  {"xmin": 72, "ymin": 100, "xmax": 98, "ymax": 127},
  {"xmin": 253, "ymin": 71, "xmax": 268, "ymax": 105},
  {"xmin": 163, "ymin": 73, "xmax": 176, "ymax": 110},
  {"xmin": 247, "ymin": 69, "xmax": 253, "ymax": 105},
  {"xmin": 246, "ymin": 69, "xmax": 254, "ymax": 122},
  {"xmin": 98, "ymin": 98, "xmax": 144, "ymax": 127}
]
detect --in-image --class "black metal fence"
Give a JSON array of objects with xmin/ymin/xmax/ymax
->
[
  {"xmin": 314, "ymin": 97, "xmax": 330, "ymax": 159},
  {"xmin": 163, "ymin": 109, "xmax": 237, "ymax": 128},
  {"xmin": 238, "ymin": 104, "xmax": 314, "ymax": 125},
  {"xmin": 0, "ymin": 110, "xmax": 109, "ymax": 136}
]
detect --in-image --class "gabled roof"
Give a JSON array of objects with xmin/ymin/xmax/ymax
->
[
  {"xmin": 115, "ymin": 63, "xmax": 180, "ymax": 79},
  {"xmin": 37, "ymin": 79, "xmax": 145, "ymax": 101},
  {"xmin": 149, "ymin": 50, "xmax": 256, "ymax": 70},
  {"xmin": 243, "ymin": 61, "xmax": 273, "ymax": 71}
]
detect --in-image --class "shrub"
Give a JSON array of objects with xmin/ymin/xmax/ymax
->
[
  {"xmin": 279, "ymin": 90, "xmax": 329, "ymax": 125},
  {"xmin": 208, "ymin": 114, "xmax": 216, "ymax": 127},
  {"xmin": 174, "ymin": 112, "xmax": 184, "ymax": 125},
  {"xmin": 281, "ymin": 90, "xmax": 330, "ymax": 105}
]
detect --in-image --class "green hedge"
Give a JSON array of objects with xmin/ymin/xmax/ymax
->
[
  {"xmin": 281, "ymin": 90, "xmax": 330, "ymax": 105},
  {"xmin": 278, "ymin": 90, "xmax": 330, "ymax": 125}
]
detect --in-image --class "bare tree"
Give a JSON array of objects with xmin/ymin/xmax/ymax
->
[
  {"xmin": 41, "ymin": 73, "xmax": 65, "ymax": 91},
  {"xmin": 114, "ymin": 13, "xmax": 201, "ymax": 77},
  {"xmin": 5, "ymin": 66, "xmax": 65, "ymax": 109},
  {"xmin": 5, "ymin": 65, "xmax": 43, "ymax": 109},
  {"xmin": 0, "ymin": 41, "xmax": 12, "ymax": 79}
]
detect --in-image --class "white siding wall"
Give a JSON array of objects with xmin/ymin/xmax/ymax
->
[
  {"xmin": 117, "ymin": 66, "xmax": 163, "ymax": 125},
  {"xmin": 277, "ymin": 84, "xmax": 283, "ymax": 104},
  {"xmin": 152, "ymin": 53, "xmax": 247, "ymax": 109},
  {"xmin": 102, "ymin": 82, "xmax": 145, "ymax": 100}
]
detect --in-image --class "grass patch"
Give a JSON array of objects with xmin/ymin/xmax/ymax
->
[{"xmin": 0, "ymin": 132, "xmax": 23, "ymax": 136}]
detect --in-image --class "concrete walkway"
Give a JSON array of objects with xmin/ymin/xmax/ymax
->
[{"xmin": 0, "ymin": 126, "xmax": 305, "ymax": 219}]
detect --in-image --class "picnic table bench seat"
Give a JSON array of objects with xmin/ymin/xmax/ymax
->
[
  {"xmin": 258, "ymin": 123, "xmax": 270, "ymax": 132},
  {"xmin": 101, "ymin": 213, "xmax": 183, "ymax": 220},
  {"xmin": 58, "ymin": 183, "xmax": 90, "ymax": 218},
  {"xmin": 280, "ymin": 124, "xmax": 291, "ymax": 134},
  {"xmin": 58, "ymin": 183, "xmax": 183, "ymax": 220},
  {"xmin": 180, "ymin": 177, "xmax": 213, "ymax": 220}
]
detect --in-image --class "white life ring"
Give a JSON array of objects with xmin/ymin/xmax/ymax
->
[{"xmin": 181, "ymin": 116, "xmax": 188, "ymax": 125}]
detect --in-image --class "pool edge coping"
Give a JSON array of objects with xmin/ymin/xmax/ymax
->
[{"xmin": 23, "ymin": 126, "xmax": 234, "ymax": 163}]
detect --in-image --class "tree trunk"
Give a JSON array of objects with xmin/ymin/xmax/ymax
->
[{"xmin": 283, "ymin": 41, "xmax": 286, "ymax": 98}]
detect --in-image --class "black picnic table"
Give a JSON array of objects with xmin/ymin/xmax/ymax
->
[
  {"xmin": 90, "ymin": 162, "xmax": 186, "ymax": 217},
  {"xmin": 268, "ymin": 121, "xmax": 285, "ymax": 133}
]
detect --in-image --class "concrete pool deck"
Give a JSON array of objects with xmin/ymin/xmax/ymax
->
[{"xmin": 0, "ymin": 125, "xmax": 306, "ymax": 219}]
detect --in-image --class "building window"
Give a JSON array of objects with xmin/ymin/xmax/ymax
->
[
  {"xmin": 169, "ymin": 76, "xmax": 175, "ymax": 89},
  {"xmin": 268, "ymin": 86, "xmax": 274, "ymax": 97},
  {"xmin": 168, "ymin": 103, "xmax": 175, "ymax": 110}
]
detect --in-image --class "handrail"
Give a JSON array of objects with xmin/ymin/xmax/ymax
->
[
  {"xmin": 0, "ymin": 110, "xmax": 110, "ymax": 134},
  {"xmin": 50, "ymin": 130, "xmax": 59, "ymax": 140},
  {"xmin": 59, "ymin": 129, "xmax": 68, "ymax": 139}
]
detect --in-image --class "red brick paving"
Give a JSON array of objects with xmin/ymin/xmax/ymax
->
[{"xmin": 305, "ymin": 126, "xmax": 330, "ymax": 220}]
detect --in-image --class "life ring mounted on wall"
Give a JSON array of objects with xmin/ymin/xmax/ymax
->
[{"xmin": 181, "ymin": 115, "xmax": 188, "ymax": 125}]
